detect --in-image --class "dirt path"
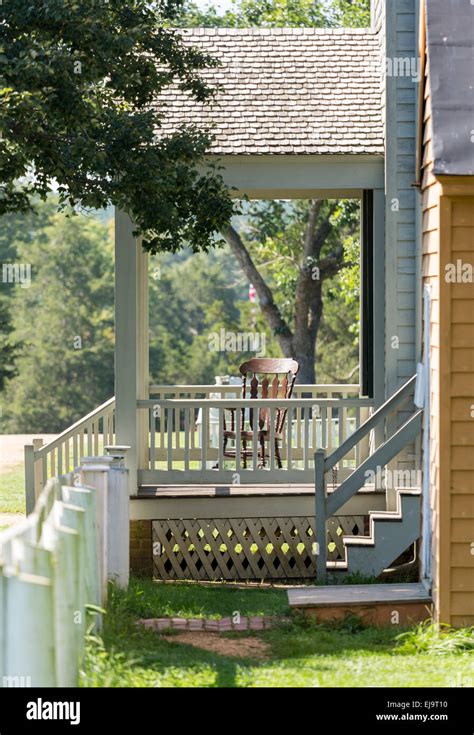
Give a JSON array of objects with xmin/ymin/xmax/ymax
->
[{"xmin": 0, "ymin": 434, "xmax": 57, "ymax": 473}]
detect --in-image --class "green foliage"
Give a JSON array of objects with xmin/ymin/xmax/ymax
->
[
  {"xmin": 237, "ymin": 198, "xmax": 360, "ymax": 382},
  {"xmin": 0, "ymin": 0, "xmax": 234, "ymax": 252},
  {"xmin": 3, "ymin": 211, "xmax": 115, "ymax": 432},
  {"xmin": 396, "ymin": 622, "xmax": 474, "ymax": 655},
  {"xmin": 180, "ymin": 0, "xmax": 370, "ymax": 28}
]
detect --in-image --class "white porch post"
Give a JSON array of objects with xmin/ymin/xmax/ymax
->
[
  {"xmin": 373, "ymin": 187, "xmax": 386, "ymax": 448},
  {"xmin": 114, "ymin": 210, "xmax": 149, "ymax": 496}
]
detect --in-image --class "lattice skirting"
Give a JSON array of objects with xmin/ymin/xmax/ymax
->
[{"xmin": 152, "ymin": 515, "xmax": 368, "ymax": 582}]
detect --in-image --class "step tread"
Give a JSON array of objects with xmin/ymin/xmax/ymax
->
[{"xmin": 288, "ymin": 583, "xmax": 432, "ymax": 608}]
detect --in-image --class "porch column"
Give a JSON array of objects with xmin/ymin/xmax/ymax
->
[
  {"xmin": 373, "ymin": 188, "xmax": 386, "ymax": 447},
  {"xmin": 114, "ymin": 210, "xmax": 149, "ymax": 496}
]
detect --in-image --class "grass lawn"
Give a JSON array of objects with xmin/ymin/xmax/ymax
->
[
  {"xmin": 0, "ymin": 464, "xmax": 26, "ymax": 514},
  {"xmin": 80, "ymin": 579, "xmax": 474, "ymax": 688}
]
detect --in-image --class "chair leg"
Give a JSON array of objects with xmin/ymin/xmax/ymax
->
[
  {"xmin": 259, "ymin": 435, "xmax": 266, "ymax": 468},
  {"xmin": 242, "ymin": 439, "xmax": 247, "ymax": 469},
  {"xmin": 275, "ymin": 440, "xmax": 283, "ymax": 469}
]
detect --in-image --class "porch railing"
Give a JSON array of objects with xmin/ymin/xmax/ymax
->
[
  {"xmin": 24, "ymin": 397, "xmax": 116, "ymax": 513},
  {"xmin": 139, "ymin": 384, "xmax": 373, "ymax": 485}
]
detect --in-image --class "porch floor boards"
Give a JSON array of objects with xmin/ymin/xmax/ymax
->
[{"xmin": 137, "ymin": 483, "xmax": 379, "ymax": 499}]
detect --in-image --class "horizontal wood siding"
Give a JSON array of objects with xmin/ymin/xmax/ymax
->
[
  {"xmin": 422, "ymin": 50, "xmax": 474, "ymax": 624},
  {"xmin": 448, "ymin": 196, "xmax": 474, "ymax": 626}
]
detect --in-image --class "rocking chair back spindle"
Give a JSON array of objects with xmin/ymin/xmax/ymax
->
[{"xmin": 222, "ymin": 358, "xmax": 299, "ymax": 469}]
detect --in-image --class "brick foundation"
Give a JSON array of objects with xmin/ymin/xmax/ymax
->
[{"xmin": 130, "ymin": 520, "xmax": 153, "ymax": 577}]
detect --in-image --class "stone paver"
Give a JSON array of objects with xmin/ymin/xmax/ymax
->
[{"xmin": 136, "ymin": 615, "xmax": 288, "ymax": 632}]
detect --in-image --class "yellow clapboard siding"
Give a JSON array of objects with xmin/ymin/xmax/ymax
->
[
  {"xmin": 451, "ymin": 349, "xmax": 474, "ymax": 372},
  {"xmin": 451, "ymin": 373, "xmax": 474, "ymax": 396},
  {"xmin": 451, "ymin": 282, "xmax": 474, "ymax": 300},
  {"xmin": 451, "ymin": 542, "xmax": 474, "ymax": 566},
  {"xmin": 451, "ymin": 470, "xmax": 474, "ymax": 493},
  {"xmin": 452, "ymin": 447, "xmax": 474, "ymax": 470},
  {"xmin": 452, "ymin": 324, "xmax": 474, "ymax": 347},
  {"xmin": 451, "ymin": 567, "xmax": 474, "ymax": 592},
  {"xmin": 452, "ymin": 200, "xmax": 474, "ymax": 227},
  {"xmin": 451, "ymin": 422, "xmax": 474, "ymax": 446},
  {"xmin": 451, "ymin": 519, "xmax": 474, "ymax": 541},
  {"xmin": 451, "ymin": 614, "xmax": 474, "ymax": 627},
  {"xmin": 452, "ymin": 301, "xmax": 474, "ymax": 324},
  {"xmin": 450, "ymin": 592, "xmax": 474, "ymax": 616},
  {"xmin": 451, "ymin": 494, "xmax": 474, "ymax": 518},
  {"xmin": 451, "ymin": 227, "xmax": 474, "ymax": 251},
  {"xmin": 451, "ymin": 398, "xmax": 474, "ymax": 421}
]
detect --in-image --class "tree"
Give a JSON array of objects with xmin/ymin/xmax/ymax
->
[
  {"xmin": 180, "ymin": 0, "xmax": 370, "ymax": 28},
  {"xmin": 3, "ymin": 213, "xmax": 114, "ymax": 432},
  {"xmin": 223, "ymin": 200, "xmax": 359, "ymax": 383},
  {"xmin": 0, "ymin": 201, "xmax": 57, "ymax": 392},
  {"xmin": 178, "ymin": 0, "xmax": 370, "ymax": 383},
  {"xmin": 0, "ymin": 0, "xmax": 234, "ymax": 252}
]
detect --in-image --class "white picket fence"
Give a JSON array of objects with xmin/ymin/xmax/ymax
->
[{"xmin": 0, "ymin": 450, "xmax": 129, "ymax": 688}]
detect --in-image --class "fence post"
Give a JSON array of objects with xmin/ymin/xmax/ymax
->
[
  {"xmin": 24, "ymin": 445, "xmax": 35, "ymax": 515},
  {"xmin": 315, "ymin": 448, "xmax": 327, "ymax": 584},
  {"xmin": 33, "ymin": 438, "xmax": 44, "ymax": 501},
  {"xmin": 105, "ymin": 446, "xmax": 130, "ymax": 589},
  {"xmin": 80, "ymin": 456, "xmax": 113, "ymax": 605}
]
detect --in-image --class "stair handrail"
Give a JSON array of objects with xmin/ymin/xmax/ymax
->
[
  {"xmin": 314, "ymin": 374, "xmax": 422, "ymax": 582},
  {"xmin": 24, "ymin": 396, "xmax": 115, "ymax": 514},
  {"xmin": 324, "ymin": 374, "xmax": 417, "ymax": 472}
]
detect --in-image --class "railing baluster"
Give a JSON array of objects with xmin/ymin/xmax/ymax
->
[
  {"xmin": 218, "ymin": 407, "xmax": 224, "ymax": 472},
  {"xmin": 269, "ymin": 407, "xmax": 275, "ymax": 471},
  {"xmin": 159, "ymin": 395, "xmax": 165, "ymax": 454},
  {"xmin": 201, "ymin": 405, "xmax": 208, "ymax": 470},
  {"xmin": 327, "ymin": 408, "xmax": 333, "ymax": 453},
  {"xmin": 42, "ymin": 456, "xmax": 47, "ymax": 491},
  {"xmin": 65, "ymin": 438, "xmax": 70, "ymax": 473},
  {"xmin": 150, "ymin": 408, "xmax": 156, "ymax": 471},
  {"xmin": 303, "ymin": 408, "xmax": 309, "ymax": 470},
  {"xmin": 287, "ymin": 405, "xmax": 292, "ymax": 471},
  {"xmin": 73, "ymin": 434, "xmax": 78, "ymax": 470},
  {"xmin": 252, "ymin": 405, "xmax": 259, "ymax": 471},
  {"xmin": 321, "ymin": 407, "xmax": 327, "ymax": 448},
  {"xmin": 58, "ymin": 444, "xmax": 63, "ymax": 476},
  {"xmin": 167, "ymin": 408, "xmax": 173, "ymax": 470},
  {"xmin": 235, "ymin": 402, "xmax": 241, "ymax": 473},
  {"xmin": 175, "ymin": 406, "xmax": 179, "ymax": 459},
  {"xmin": 184, "ymin": 407, "xmax": 190, "ymax": 472},
  {"xmin": 87, "ymin": 424, "xmax": 93, "ymax": 456}
]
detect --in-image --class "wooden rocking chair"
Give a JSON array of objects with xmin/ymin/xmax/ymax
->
[{"xmin": 222, "ymin": 358, "xmax": 299, "ymax": 469}]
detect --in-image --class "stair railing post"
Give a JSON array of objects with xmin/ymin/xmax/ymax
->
[
  {"xmin": 315, "ymin": 448, "xmax": 327, "ymax": 584},
  {"xmin": 24, "ymin": 444, "xmax": 35, "ymax": 515}
]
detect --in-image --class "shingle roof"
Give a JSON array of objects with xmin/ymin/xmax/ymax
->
[{"xmin": 157, "ymin": 28, "xmax": 384, "ymax": 156}]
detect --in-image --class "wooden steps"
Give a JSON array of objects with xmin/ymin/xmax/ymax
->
[{"xmin": 287, "ymin": 583, "xmax": 432, "ymax": 626}]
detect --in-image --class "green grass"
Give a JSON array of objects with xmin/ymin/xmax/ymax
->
[
  {"xmin": 0, "ymin": 464, "xmax": 26, "ymax": 514},
  {"xmin": 80, "ymin": 579, "xmax": 474, "ymax": 688}
]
